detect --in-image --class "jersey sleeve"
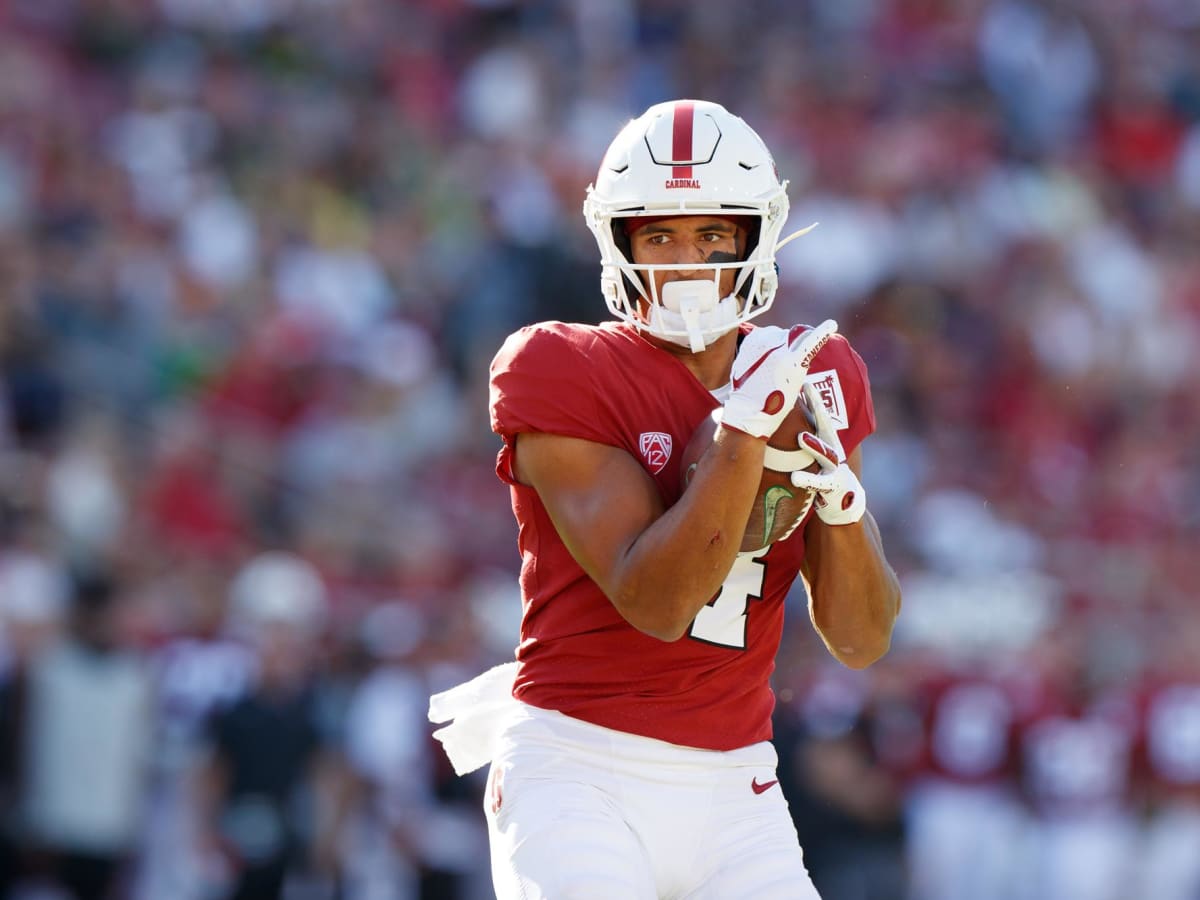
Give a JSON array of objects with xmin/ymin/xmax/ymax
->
[
  {"xmin": 838, "ymin": 336, "xmax": 875, "ymax": 457},
  {"xmin": 489, "ymin": 324, "xmax": 613, "ymax": 486}
]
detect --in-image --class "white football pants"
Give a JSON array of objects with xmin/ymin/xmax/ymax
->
[{"xmin": 484, "ymin": 703, "xmax": 821, "ymax": 900}]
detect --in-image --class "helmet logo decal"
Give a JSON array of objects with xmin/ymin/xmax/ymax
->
[
  {"xmin": 667, "ymin": 100, "xmax": 700, "ymax": 189},
  {"xmin": 638, "ymin": 432, "xmax": 673, "ymax": 474}
]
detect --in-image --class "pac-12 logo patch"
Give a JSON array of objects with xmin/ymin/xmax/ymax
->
[
  {"xmin": 805, "ymin": 370, "xmax": 849, "ymax": 430},
  {"xmin": 639, "ymin": 432, "xmax": 673, "ymax": 474}
]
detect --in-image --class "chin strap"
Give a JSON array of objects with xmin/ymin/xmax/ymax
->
[{"xmin": 678, "ymin": 293, "xmax": 707, "ymax": 353}]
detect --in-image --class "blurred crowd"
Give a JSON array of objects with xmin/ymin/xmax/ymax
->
[{"xmin": 0, "ymin": 0, "xmax": 1198, "ymax": 898}]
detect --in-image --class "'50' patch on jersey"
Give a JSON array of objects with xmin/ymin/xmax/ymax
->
[{"xmin": 805, "ymin": 370, "xmax": 848, "ymax": 430}]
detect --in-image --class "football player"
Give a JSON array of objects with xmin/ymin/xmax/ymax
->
[
  {"xmin": 431, "ymin": 99, "xmax": 901, "ymax": 899},
  {"xmin": 1131, "ymin": 622, "xmax": 1200, "ymax": 900}
]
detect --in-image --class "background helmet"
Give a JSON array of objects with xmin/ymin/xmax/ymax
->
[
  {"xmin": 228, "ymin": 550, "xmax": 327, "ymax": 639},
  {"xmin": 582, "ymin": 99, "xmax": 790, "ymax": 350}
]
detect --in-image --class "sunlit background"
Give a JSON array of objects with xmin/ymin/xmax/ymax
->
[{"xmin": 1, "ymin": 1, "xmax": 1199, "ymax": 899}]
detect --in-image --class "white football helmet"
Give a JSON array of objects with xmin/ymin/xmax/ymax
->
[
  {"xmin": 583, "ymin": 99, "xmax": 805, "ymax": 352},
  {"xmin": 228, "ymin": 551, "xmax": 328, "ymax": 639}
]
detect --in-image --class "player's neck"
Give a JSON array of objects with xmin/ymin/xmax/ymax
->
[{"xmin": 645, "ymin": 328, "xmax": 738, "ymax": 391}]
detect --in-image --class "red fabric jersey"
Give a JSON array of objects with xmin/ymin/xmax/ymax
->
[
  {"xmin": 914, "ymin": 671, "xmax": 1024, "ymax": 786},
  {"xmin": 1018, "ymin": 688, "xmax": 1138, "ymax": 817},
  {"xmin": 489, "ymin": 320, "xmax": 875, "ymax": 750}
]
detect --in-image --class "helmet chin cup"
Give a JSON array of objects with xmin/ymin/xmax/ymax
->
[
  {"xmin": 646, "ymin": 280, "xmax": 739, "ymax": 352},
  {"xmin": 661, "ymin": 279, "xmax": 719, "ymax": 314},
  {"xmin": 660, "ymin": 280, "xmax": 720, "ymax": 352}
]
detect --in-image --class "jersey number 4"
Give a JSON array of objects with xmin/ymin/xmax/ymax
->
[{"xmin": 688, "ymin": 555, "xmax": 766, "ymax": 649}]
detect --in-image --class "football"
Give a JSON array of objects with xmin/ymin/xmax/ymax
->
[{"xmin": 680, "ymin": 400, "xmax": 821, "ymax": 553}]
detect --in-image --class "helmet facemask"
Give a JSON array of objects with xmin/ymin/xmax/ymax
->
[{"xmin": 601, "ymin": 209, "xmax": 777, "ymax": 352}]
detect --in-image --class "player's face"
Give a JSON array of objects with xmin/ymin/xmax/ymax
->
[{"xmin": 628, "ymin": 216, "xmax": 745, "ymax": 302}]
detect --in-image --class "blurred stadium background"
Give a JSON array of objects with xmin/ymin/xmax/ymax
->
[{"xmin": 0, "ymin": 1, "xmax": 1198, "ymax": 898}]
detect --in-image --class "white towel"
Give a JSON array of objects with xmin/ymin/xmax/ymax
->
[{"xmin": 427, "ymin": 661, "xmax": 520, "ymax": 776}]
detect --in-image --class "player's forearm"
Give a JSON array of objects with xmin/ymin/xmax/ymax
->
[
  {"xmin": 612, "ymin": 428, "xmax": 764, "ymax": 640},
  {"xmin": 804, "ymin": 511, "xmax": 900, "ymax": 668}
]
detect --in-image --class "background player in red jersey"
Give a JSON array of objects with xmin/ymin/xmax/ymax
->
[
  {"xmin": 430, "ymin": 99, "xmax": 901, "ymax": 899},
  {"xmin": 903, "ymin": 655, "xmax": 1028, "ymax": 900},
  {"xmin": 1130, "ymin": 621, "xmax": 1200, "ymax": 900}
]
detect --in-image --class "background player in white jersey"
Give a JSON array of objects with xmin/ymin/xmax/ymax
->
[{"xmin": 430, "ymin": 99, "xmax": 901, "ymax": 899}]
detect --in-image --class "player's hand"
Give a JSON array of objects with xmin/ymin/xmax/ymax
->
[
  {"xmin": 789, "ymin": 381, "xmax": 866, "ymax": 525},
  {"xmin": 720, "ymin": 319, "xmax": 838, "ymax": 440}
]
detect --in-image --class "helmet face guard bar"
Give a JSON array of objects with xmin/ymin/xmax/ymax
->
[{"xmin": 601, "ymin": 255, "xmax": 762, "ymax": 352}]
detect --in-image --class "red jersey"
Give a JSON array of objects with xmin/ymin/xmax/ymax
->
[
  {"xmin": 1018, "ymin": 689, "xmax": 1138, "ymax": 817},
  {"xmin": 915, "ymin": 671, "xmax": 1023, "ymax": 786},
  {"xmin": 489, "ymin": 320, "xmax": 874, "ymax": 750}
]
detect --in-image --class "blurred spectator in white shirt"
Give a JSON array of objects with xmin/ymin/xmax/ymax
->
[{"xmin": 20, "ymin": 571, "xmax": 153, "ymax": 900}]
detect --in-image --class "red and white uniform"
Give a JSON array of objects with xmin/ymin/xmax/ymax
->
[
  {"xmin": 1016, "ymin": 686, "xmax": 1139, "ymax": 900},
  {"xmin": 1136, "ymin": 676, "xmax": 1200, "ymax": 802},
  {"xmin": 903, "ymin": 667, "xmax": 1028, "ymax": 900},
  {"xmin": 1131, "ymin": 676, "xmax": 1200, "ymax": 900},
  {"xmin": 477, "ymin": 319, "xmax": 873, "ymax": 899},
  {"xmin": 489, "ymin": 319, "xmax": 874, "ymax": 751}
]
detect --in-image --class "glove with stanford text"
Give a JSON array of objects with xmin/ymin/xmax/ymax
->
[
  {"xmin": 720, "ymin": 319, "xmax": 838, "ymax": 440},
  {"xmin": 788, "ymin": 381, "xmax": 867, "ymax": 525}
]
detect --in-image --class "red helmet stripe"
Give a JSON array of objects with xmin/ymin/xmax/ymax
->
[{"xmin": 671, "ymin": 100, "xmax": 695, "ymax": 179}]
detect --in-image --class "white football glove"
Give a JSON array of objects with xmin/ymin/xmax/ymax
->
[
  {"xmin": 720, "ymin": 320, "xmax": 838, "ymax": 441},
  {"xmin": 789, "ymin": 381, "xmax": 867, "ymax": 526}
]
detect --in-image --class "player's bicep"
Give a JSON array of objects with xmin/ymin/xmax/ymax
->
[{"xmin": 514, "ymin": 431, "xmax": 665, "ymax": 597}]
